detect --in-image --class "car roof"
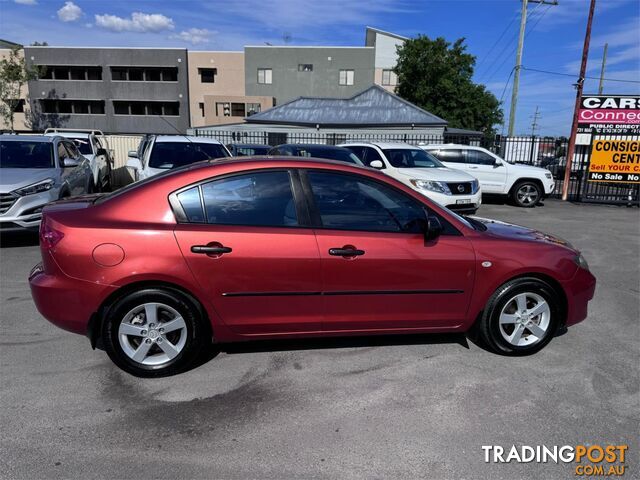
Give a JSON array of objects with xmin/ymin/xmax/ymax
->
[
  {"xmin": 0, "ymin": 135, "xmax": 57, "ymax": 143},
  {"xmin": 44, "ymin": 132, "xmax": 91, "ymax": 139},
  {"xmin": 154, "ymin": 135, "xmax": 223, "ymax": 144},
  {"xmin": 275, "ymin": 144, "xmax": 350, "ymax": 150},
  {"xmin": 230, "ymin": 143, "xmax": 270, "ymax": 148},
  {"xmin": 420, "ymin": 143, "xmax": 482, "ymax": 149},
  {"xmin": 340, "ymin": 141, "xmax": 421, "ymax": 150}
]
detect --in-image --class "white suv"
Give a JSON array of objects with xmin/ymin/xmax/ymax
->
[
  {"xmin": 340, "ymin": 142, "xmax": 481, "ymax": 214},
  {"xmin": 420, "ymin": 144, "xmax": 555, "ymax": 208}
]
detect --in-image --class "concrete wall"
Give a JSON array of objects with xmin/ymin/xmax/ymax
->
[
  {"xmin": 24, "ymin": 47, "xmax": 190, "ymax": 134},
  {"xmin": 244, "ymin": 46, "xmax": 375, "ymax": 104},
  {"xmin": 0, "ymin": 48, "xmax": 31, "ymax": 131}
]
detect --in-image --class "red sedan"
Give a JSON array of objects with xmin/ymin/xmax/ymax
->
[{"xmin": 29, "ymin": 158, "xmax": 596, "ymax": 377}]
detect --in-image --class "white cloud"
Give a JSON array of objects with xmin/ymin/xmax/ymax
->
[
  {"xmin": 14, "ymin": 0, "xmax": 37, "ymax": 5},
  {"xmin": 170, "ymin": 28, "xmax": 213, "ymax": 45},
  {"xmin": 57, "ymin": 1, "xmax": 82, "ymax": 22},
  {"xmin": 94, "ymin": 12, "xmax": 175, "ymax": 33}
]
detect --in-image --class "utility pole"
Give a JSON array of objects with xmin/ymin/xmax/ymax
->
[
  {"xmin": 562, "ymin": 0, "xmax": 596, "ymax": 201},
  {"xmin": 508, "ymin": 0, "xmax": 559, "ymax": 137},
  {"xmin": 598, "ymin": 42, "xmax": 608, "ymax": 94},
  {"xmin": 530, "ymin": 106, "xmax": 541, "ymax": 136}
]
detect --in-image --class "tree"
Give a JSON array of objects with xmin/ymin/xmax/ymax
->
[
  {"xmin": 0, "ymin": 47, "xmax": 37, "ymax": 132},
  {"xmin": 395, "ymin": 36, "xmax": 503, "ymax": 135}
]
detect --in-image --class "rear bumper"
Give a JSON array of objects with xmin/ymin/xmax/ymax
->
[
  {"xmin": 564, "ymin": 267, "xmax": 596, "ymax": 327},
  {"xmin": 29, "ymin": 263, "xmax": 117, "ymax": 336}
]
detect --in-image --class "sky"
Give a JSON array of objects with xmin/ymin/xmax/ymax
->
[{"xmin": 1, "ymin": 0, "xmax": 638, "ymax": 136}]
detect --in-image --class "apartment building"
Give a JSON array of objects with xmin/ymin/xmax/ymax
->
[
  {"xmin": 365, "ymin": 27, "xmax": 407, "ymax": 92},
  {"xmin": 0, "ymin": 40, "xmax": 30, "ymax": 131},
  {"xmin": 24, "ymin": 47, "xmax": 190, "ymax": 134}
]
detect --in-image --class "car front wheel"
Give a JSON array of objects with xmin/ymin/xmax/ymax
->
[
  {"xmin": 511, "ymin": 181, "xmax": 542, "ymax": 207},
  {"xmin": 102, "ymin": 288, "xmax": 209, "ymax": 377},
  {"xmin": 478, "ymin": 278, "xmax": 560, "ymax": 355}
]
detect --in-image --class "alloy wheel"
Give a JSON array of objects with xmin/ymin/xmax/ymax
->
[
  {"xmin": 498, "ymin": 292, "xmax": 551, "ymax": 347},
  {"xmin": 516, "ymin": 184, "xmax": 539, "ymax": 206}
]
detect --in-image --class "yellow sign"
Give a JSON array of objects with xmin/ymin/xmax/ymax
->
[{"xmin": 588, "ymin": 139, "xmax": 640, "ymax": 183}]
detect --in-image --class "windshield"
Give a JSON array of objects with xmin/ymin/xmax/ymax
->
[
  {"xmin": 0, "ymin": 140, "xmax": 54, "ymax": 168},
  {"xmin": 235, "ymin": 146, "xmax": 270, "ymax": 156},
  {"xmin": 297, "ymin": 147, "xmax": 364, "ymax": 165},
  {"xmin": 148, "ymin": 142, "xmax": 229, "ymax": 169},
  {"xmin": 68, "ymin": 137, "xmax": 93, "ymax": 155},
  {"xmin": 382, "ymin": 148, "xmax": 444, "ymax": 169}
]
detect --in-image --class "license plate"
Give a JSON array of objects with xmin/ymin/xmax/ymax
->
[{"xmin": 456, "ymin": 199, "xmax": 472, "ymax": 204}]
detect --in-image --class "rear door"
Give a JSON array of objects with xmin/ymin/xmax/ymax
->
[
  {"xmin": 302, "ymin": 170, "xmax": 476, "ymax": 332},
  {"xmin": 464, "ymin": 149, "xmax": 507, "ymax": 193},
  {"xmin": 173, "ymin": 169, "xmax": 323, "ymax": 335}
]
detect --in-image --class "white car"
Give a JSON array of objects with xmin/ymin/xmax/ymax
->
[
  {"xmin": 127, "ymin": 135, "xmax": 231, "ymax": 181},
  {"xmin": 420, "ymin": 144, "xmax": 555, "ymax": 208},
  {"xmin": 340, "ymin": 142, "xmax": 481, "ymax": 214},
  {"xmin": 44, "ymin": 129, "xmax": 113, "ymax": 192}
]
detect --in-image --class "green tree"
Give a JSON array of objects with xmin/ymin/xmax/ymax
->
[
  {"xmin": 395, "ymin": 36, "xmax": 503, "ymax": 135},
  {"xmin": 0, "ymin": 47, "xmax": 37, "ymax": 132}
]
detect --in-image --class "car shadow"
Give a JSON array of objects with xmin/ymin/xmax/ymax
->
[
  {"xmin": 0, "ymin": 231, "xmax": 40, "ymax": 248},
  {"xmin": 188, "ymin": 332, "xmax": 470, "ymax": 372}
]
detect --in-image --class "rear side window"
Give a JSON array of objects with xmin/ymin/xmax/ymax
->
[{"xmin": 177, "ymin": 171, "xmax": 298, "ymax": 227}]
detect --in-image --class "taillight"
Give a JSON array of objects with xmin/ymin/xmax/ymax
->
[{"xmin": 40, "ymin": 219, "xmax": 64, "ymax": 250}]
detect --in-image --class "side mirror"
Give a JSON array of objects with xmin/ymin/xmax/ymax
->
[
  {"xmin": 369, "ymin": 160, "xmax": 384, "ymax": 169},
  {"xmin": 425, "ymin": 216, "xmax": 443, "ymax": 241},
  {"xmin": 127, "ymin": 150, "xmax": 139, "ymax": 158},
  {"xmin": 62, "ymin": 157, "xmax": 79, "ymax": 168},
  {"xmin": 96, "ymin": 148, "xmax": 108, "ymax": 157},
  {"xmin": 126, "ymin": 157, "xmax": 142, "ymax": 171},
  {"xmin": 493, "ymin": 160, "xmax": 503, "ymax": 168}
]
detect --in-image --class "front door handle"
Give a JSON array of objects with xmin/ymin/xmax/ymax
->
[
  {"xmin": 329, "ymin": 247, "xmax": 365, "ymax": 257},
  {"xmin": 468, "ymin": 166, "xmax": 479, "ymax": 169},
  {"xmin": 191, "ymin": 244, "xmax": 232, "ymax": 255}
]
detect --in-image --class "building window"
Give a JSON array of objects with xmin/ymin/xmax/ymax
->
[
  {"xmin": 38, "ymin": 65, "xmax": 103, "ymax": 81},
  {"xmin": 339, "ymin": 69, "xmax": 354, "ymax": 86},
  {"xmin": 298, "ymin": 64, "xmax": 313, "ymax": 72},
  {"xmin": 199, "ymin": 102, "xmax": 205, "ymax": 117},
  {"xmin": 110, "ymin": 67, "xmax": 178, "ymax": 82},
  {"xmin": 257, "ymin": 68, "xmax": 272, "ymax": 84},
  {"xmin": 112, "ymin": 101, "xmax": 180, "ymax": 116},
  {"xmin": 8, "ymin": 99, "xmax": 25, "ymax": 113},
  {"xmin": 381, "ymin": 69, "xmax": 397, "ymax": 86},
  {"xmin": 39, "ymin": 99, "xmax": 105, "ymax": 115},
  {"xmin": 198, "ymin": 68, "xmax": 217, "ymax": 83},
  {"xmin": 216, "ymin": 102, "xmax": 230, "ymax": 116},
  {"xmin": 230, "ymin": 103, "xmax": 245, "ymax": 117},
  {"xmin": 246, "ymin": 103, "xmax": 261, "ymax": 116}
]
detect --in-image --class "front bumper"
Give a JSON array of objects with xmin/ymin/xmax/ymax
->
[
  {"xmin": 416, "ymin": 189, "xmax": 482, "ymax": 213},
  {"xmin": 0, "ymin": 190, "xmax": 57, "ymax": 230},
  {"xmin": 563, "ymin": 266, "xmax": 596, "ymax": 326}
]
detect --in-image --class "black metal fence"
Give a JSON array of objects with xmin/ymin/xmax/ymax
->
[{"xmin": 194, "ymin": 130, "xmax": 639, "ymax": 206}]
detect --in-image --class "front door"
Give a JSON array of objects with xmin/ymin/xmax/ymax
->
[
  {"xmin": 173, "ymin": 170, "xmax": 323, "ymax": 335},
  {"xmin": 303, "ymin": 170, "xmax": 476, "ymax": 332},
  {"xmin": 464, "ymin": 149, "xmax": 507, "ymax": 193}
]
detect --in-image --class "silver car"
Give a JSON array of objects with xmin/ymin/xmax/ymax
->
[{"xmin": 0, "ymin": 135, "xmax": 93, "ymax": 231}]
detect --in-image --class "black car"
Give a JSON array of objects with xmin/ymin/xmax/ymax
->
[
  {"xmin": 268, "ymin": 144, "xmax": 364, "ymax": 165},
  {"xmin": 227, "ymin": 143, "xmax": 272, "ymax": 156}
]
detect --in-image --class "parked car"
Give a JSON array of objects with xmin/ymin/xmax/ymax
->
[
  {"xmin": 44, "ymin": 128, "xmax": 113, "ymax": 192},
  {"xmin": 269, "ymin": 144, "xmax": 364, "ymax": 165},
  {"xmin": 29, "ymin": 157, "xmax": 595, "ymax": 377},
  {"xmin": 126, "ymin": 135, "xmax": 231, "ymax": 181},
  {"xmin": 340, "ymin": 142, "xmax": 480, "ymax": 214},
  {"xmin": 0, "ymin": 135, "xmax": 93, "ymax": 231},
  {"xmin": 228, "ymin": 143, "xmax": 271, "ymax": 156},
  {"xmin": 420, "ymin": 144, "xmax": 556, "ymax": 208}
]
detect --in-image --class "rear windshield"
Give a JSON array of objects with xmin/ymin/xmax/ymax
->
[
  {"xmin": 235, "ymin": 146, "xmax": 271, "ymax": 156},
  {"xmin": 68, "ymin": 137, "xmax": 93, "ymax": 155},
  {"xmin": 149, "ymin": 142, "xmax": 229, "ymax": 169},
  {"xmin": 295, "ymin": 147, "xmax": 363, "ymax": 165},
  {"xmin": 0, "ymin": 140, "xmax": 54, "ymax": 168},
  {"xmin": 382, "ymin": 148, "xmax": 444, "ymax": 168}
]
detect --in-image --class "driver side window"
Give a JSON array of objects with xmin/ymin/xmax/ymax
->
[{"xmin": 307, "ymin": 171, "xmax": 425, "ymax": 232}]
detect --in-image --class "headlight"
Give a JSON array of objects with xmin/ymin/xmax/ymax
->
[
  {"xmin": 13, "ymin": 178, "xmax": 55, "ymax": 197},
  {"xmin": 471, "ymin": 179, "xmax": 480, "ymax": 194},
  {"xmin": 545, "ymin": 172, "xmax": 553, "ymax": 179},
  {"xmin": 409, "ymin": 179, "xmax": 451, "ymax": 195},
  {"xmin": 574, "ymin": 253, "xmax": 589, "ymax": 271}
]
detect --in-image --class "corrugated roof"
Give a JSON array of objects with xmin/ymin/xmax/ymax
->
[
  {"xmin": 245, "ymin": 85, "xmax": 447, "ymax": 127},
  {"xmin": 0, "ymin": 39, "xmax": 22, "ymax": 49}
]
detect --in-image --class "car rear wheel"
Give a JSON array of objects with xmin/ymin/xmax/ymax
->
[
  {"xmin": 102, "ymin": 288, "xmax": 209, "ymax": 377},
  {"xmin": 478, "ymin": 278, "xmax": 560, "ymax": 355},
  {"xmin": 511, "ymin": 181, "xmax": 541, "ymax": 207}
]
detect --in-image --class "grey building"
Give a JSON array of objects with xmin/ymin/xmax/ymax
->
[
  {"xmin": 24, "ymin": 47, "xmax": 190, "ymax": 134},
  {"xmin": 244, "ymin": 46, "xmax": 375, "ymax": 105}
]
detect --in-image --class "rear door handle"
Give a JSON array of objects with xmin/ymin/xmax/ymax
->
[
  {"xmin": 191, "ymin": 245, "xmax": 232, "ymax": 255},
  {"xmin": 329, "ymin": 247, "xmax": 365, "ymax": 257}
]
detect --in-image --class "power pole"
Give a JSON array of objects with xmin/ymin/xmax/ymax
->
[
  {"xmin": 562, "ymin": 0, "xmax": 596, "ymax": 201},
  {"xmin": 530, "ymin": 106, "xmax": 541, "ymax": 136},
  {"xmin": 598, "ymin": 42, "xmax": 608, "ymax": 94},
  {"xmin": 508, "ymin": 0, "xmax": 559, "ymax": 137}
]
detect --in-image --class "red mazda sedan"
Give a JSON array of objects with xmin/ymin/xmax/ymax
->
[{"xmin": 30, "ymin": 158, "xmax": 595, "ymax": 377}]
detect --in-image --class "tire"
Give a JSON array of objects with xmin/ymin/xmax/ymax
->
[
  {"xmin": 102, "ymin": 288, "xmax": 209, "ymax": 377},
  {"xmin": 511, "ymin": 181, "xmax": 542, "ymax": 208},
  {"xmin": 478, "ymin": 278, "xmax": 560, "ymax": 355}
]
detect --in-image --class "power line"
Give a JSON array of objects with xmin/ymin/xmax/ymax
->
[
  {"xmin": 499, "ymin": 66, "xmax": 516, "ymax": 104},
  {"xmin": 475, "ymin": 11, "xmax": 520, "ymax": 71},
  {"xmin": 521, "ymin": 66, "xmax": 640, "ymax": 84}
]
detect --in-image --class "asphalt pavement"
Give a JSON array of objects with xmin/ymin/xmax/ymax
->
[{"xmin": 1, "ymin": 199, "xmax": 638, "ymax": 479}]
